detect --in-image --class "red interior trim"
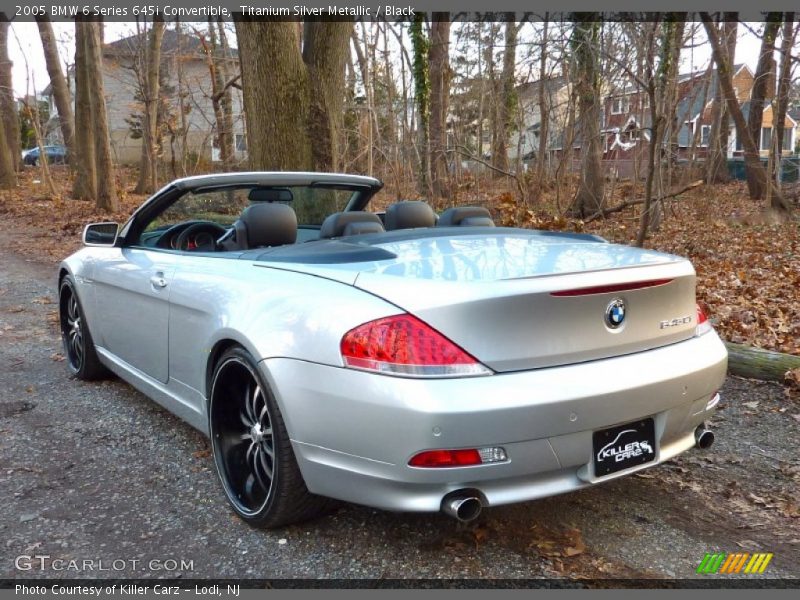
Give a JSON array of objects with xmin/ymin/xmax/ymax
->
[{"xmin": 550, "ymin": 278, "xmax": 673, "ymax": 297}]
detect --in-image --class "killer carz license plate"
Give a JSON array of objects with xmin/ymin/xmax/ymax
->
[{"xmin": 593, "ymin": 418, "xmax": 656, "ymax": 477}]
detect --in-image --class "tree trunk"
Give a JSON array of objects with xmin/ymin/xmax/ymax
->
[
  {"xmin": 235, "ymin": 19, "xmax": 310, "ymax": 170},
  {"xmin": 216, "ymin": 18, "xmax": 236, "ymax": 168},
  {"xmin": 303, "ymin": 22, "xmax": 351, "ymax": 172},
  {"xmin": 72, "ymin": 18, "xmax": 96, "ymax": 200},
  {"xmin": 745, "ymin": 14, "xmax": 781, "ymax": 200},
  {"xmin": 36, "ymin": 15, "xmax": 75, "ymax": 162},
  {"xmin": 772, "ymin": 14, "xmax": 795, "ymax": 190},
  {"xmin": 234, "ymin": 19, "xmax": 350, "ymax": 172},
  {"xmin": 350, "ymin": 27, "xmax": 372, "ymax": 174},
  {"xmin": 568, "ymin": 15, "xmax": 604, "ymax": 219},
  {"xmin": 701, "ymin": 14, "xmax": 789, "ymax": 212},
  {"xmin": 0, "ymin": 92, "xmax": 15, "ymax": 188},
  {"xmin": 0, "ymin": 15, "xmax": 21, "ymax": 171},
  {"xmin": 83, "ymin": 20, "xmax": 118, "ymax": 212},
  {"xmin": 706, "ymin": 20, "xmax": 730, "ymax": 184},
  {"xmin": 135, "ymin": 16, "xmax": 165, "ymax": 194},
  {"xmin": 409, "ymin": 15, "xmax": 431, "ymax": 195},
  {"xmin": 199, "ymin": 21, "xmax": 232, "ymax": 171},
  {"xmin": 705, "ymin": 16, "xmax": 737, "ymax": 183},
  {"xmin": 429, "ymin": 13, "xmax": 450, "ymax": 197},
  {"xmin": 533, "ymin": 14, "xmax": 550, "ymax": 198},
  {"xmin": 492, "ymin": 15, "xmax": 517, "ymax": 175},
  {"xmin": 725, "ymin": 342, "xmax": 800, "ymax": 382}
]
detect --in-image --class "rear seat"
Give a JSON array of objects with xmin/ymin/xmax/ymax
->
[
  {"xmin": 384, "ymin": 201, "xmax": 437, "ymax": 230},
  {"xmin": 437, "ymin": 206, "xmax": 495, "ymax": 227},
  {"xmin": 319, "ymin": 212, "xmax": 385, "ymax": 238}
]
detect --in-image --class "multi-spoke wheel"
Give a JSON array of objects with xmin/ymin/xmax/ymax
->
[
  {"xmin": 59, "ymin": 276, "xmax": 108, "ymax": 380},
  {"xmin": 208, "ymin": 347, "xmax": 333, "ymax": 528}
]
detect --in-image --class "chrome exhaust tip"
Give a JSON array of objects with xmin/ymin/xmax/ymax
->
[
  {"xmin": 441, "ymin": 492, "xmax": 483, "ymax": 522},
  {"xmin": 695, "ymin": 425, "xmax": 715, "ymax": 450}
]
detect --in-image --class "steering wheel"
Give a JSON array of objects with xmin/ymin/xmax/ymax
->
[{"xmin": 174, "ymin": 222, "xmax": 228, "ymax": 252}]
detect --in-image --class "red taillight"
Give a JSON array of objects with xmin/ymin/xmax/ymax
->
[
  {"xmin": 340, "ymin": 314, "xmax": 491, "ymax": 378},
  {"xmin": 409, "ymin": 449, "xmax": 482, "ymax": 467},
  {"xmin": 409, "ymin": 446, "xmax": 508, "ymax": 467},
  {"xmin": 696, "ymin": 304, "xmax": 712, "ymax": 336}
]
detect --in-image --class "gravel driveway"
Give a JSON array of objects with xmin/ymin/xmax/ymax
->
[{"xmin": 1, "ymin": 230, "xmax": 798, "ymax": 583}]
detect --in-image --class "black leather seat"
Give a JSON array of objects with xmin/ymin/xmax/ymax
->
[
  {"xmin": 437, "ymin": 206, "xmax": 495, "ymax": 227},
  {"xmin": 319, "ymin": 212, "xmax": 385, "ymax": 238},
  {"xmin": 384, "ymin": 201, "xmax": 437, "ymax": 230},
  {"xmin": 220, "ymin": 203, "xmax": 298, "ymax": 250}
]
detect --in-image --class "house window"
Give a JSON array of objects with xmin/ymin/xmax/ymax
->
[
  {"xmin": 735, "ymin": 134, "xmax": 743, "ymax": 152},
  {"xmin": 761, "ymin": 127, "xmax": 772, "ymax": 151},
  {"xmin": 783, "ymin": 129, "xmax": 793, "ymax": 152},
  {"xmin": 611, "ymin": 96, "xmax": 629, "ymax": 115},
  {"xmin": 679, "ymin": 122, "xmax": 693, "ymax": 148},
  {"xmin": 700, "ymin": 125, "xmax": 711, "ymax": 147},
  {"xmin": 235, "ymin": 134, "xmax": 248, "ymax": 152}
]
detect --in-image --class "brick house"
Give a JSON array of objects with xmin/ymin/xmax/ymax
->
[{"xmin": 601, "ymin": 64, "xmax": 797, "ymax": 171}]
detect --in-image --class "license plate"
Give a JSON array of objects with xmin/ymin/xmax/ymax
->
[{"xmin": 593, "ymin": 418, "xmax": 656, "ymax": 477}]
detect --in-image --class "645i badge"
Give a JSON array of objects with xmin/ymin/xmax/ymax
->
[{"xmin": 593, "ymin": 418, "xmax": 656, "ymax": 477}]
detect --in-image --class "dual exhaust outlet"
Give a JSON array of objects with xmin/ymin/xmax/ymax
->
[{"xmin": 440, "ymin": 425, "xmax": 716, "ymax": 522}]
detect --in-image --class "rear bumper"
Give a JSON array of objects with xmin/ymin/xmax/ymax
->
[{"xmin": 260, "ymin": 331, "xmax": 727, "ymax": 512}]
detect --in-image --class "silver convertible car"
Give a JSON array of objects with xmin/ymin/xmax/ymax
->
[{"xmin": 59, "ymin": 172, "xmax": 727, "ymax": 527}]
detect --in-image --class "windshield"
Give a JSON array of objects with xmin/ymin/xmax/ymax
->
[{"xmin": 146, "ymin": 185, "xmax": 360, "ymax": 233}]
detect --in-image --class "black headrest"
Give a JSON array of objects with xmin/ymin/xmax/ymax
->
[
  {"xmin": 240, "ymin": 203, "xmax": 297, "ymax": 247},
  {"xmin": 437, "ymin": 206, "xmax": 495, "ymax": 227},
  {"xmin": 319, "ymin": 212, "xmax": 385, "ymax": 238},
  {"xmin": 384, "ymin": 201, "xmax": 437, "ymax": 230}
]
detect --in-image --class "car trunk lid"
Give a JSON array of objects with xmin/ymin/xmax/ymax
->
[{"xmin": 352, "ymin": 232, "xmax": 698, "ymax": 372}]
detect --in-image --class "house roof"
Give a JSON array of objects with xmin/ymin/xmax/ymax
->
[
  {"xmin": 515, "ymin": 75, "xmax": 569, "ymax": 99},
  {"xmin": 104, "ymin": 28, "xmax": 237, "ymax": 60}
]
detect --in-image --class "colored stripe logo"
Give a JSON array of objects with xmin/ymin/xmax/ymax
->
[{"xmin": 696, "ymin": 552, "xmax": 773, "ymax": 574}]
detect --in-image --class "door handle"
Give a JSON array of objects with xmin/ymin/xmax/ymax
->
[{"xmin": 150, "ymin": 274, "xmax": 168, "ymax": 289}]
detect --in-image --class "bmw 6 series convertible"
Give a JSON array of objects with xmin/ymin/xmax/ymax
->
[{"xmin": 59, "ymin": 172, "xmax": 727, "ymax": 527}]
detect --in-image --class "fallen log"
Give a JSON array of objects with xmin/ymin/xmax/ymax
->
[
  {"xmin": 584, "ymin": 180, "xmax": 704, "ymax": 223},
  {"xmin": 724, "ymin": 341, "xmax": 800, "ymax": 382}
]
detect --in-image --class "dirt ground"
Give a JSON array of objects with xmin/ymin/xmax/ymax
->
[{"xmin": 0, "ymin": 226, "xmax": 798, "ymax": 584}]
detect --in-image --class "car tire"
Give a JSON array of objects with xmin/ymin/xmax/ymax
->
[
  {"xmin": 209, "ymin": 346, "xmax": 334, "ymax": 528},
  {"xmin": 59, "ymin": 275, "xmax": 109, "ymax": 380}
]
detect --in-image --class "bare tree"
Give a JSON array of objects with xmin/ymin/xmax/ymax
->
[
  {"xmin": 135, "ymin": 16, "xmax": 165, "ymax": 194},
  {"xmin": 744, "ymin": 15, "xmax": 782, "ymax": 199},
  {"xmin": 0, "ymin": 14, "xmax": 21, "ymax": 171},
  {"xmin": 533, "ymin": 14, "xmax": 550, "ymax": 198},
  {"xmin": 706, "ymin": 14, "xmax": 737, "ymax": 184},
  {"xmin": 701, "ymin": 13, "xmax": 790, "ymax": 212},
  {"xmin": 233, "ymin": 19, "xmax": 351, "ymax": 171},
  {"xmin": 567, "ymin": 15, "xmax": 604, "ymax": 218},
  {"xmin": 72, "ymin": 18, "xmax": 96, "ymax": 200},
  {"xmin": 83, "ymin": 20, "xmax": 118, "ymax": 211},
  {"xmin": 429, "ymin": 13, "xmax": 451, "ymax": 197},
  {"xmin": 0, "ymin": 93, "xmax": 14, "ymax": 187},
  {"xmin": 409, "ymin": 14, "xmax": 431, "ymax": 195},
  {"xmin": 492, "ymin": 14, "xmax": 518, "ymax": 174},
  {"xmin": 36, "ymin": 15, "xmax": 75, "ymax": 161},
  {"xmin": 772, "ymin": 14, "xmax": 796, "ymax": 188}
]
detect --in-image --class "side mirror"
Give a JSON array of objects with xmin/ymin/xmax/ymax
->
[{"xmin": 83, "ymin": 222, "xmax": 119, "ymax": 247}]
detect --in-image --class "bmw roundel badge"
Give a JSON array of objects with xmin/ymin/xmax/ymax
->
[{"xmin": 605, "ymin": 298, "xmax": 626, "ymax": 329}]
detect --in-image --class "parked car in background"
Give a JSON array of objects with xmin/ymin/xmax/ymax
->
[{"xmin": 22, "ymin": 145, "xmax": 67, "ymax": 166}]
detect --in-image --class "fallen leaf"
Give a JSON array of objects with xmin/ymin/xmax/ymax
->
[{"xmin": 742, "ymin": 401, "xmax": 760, "ymax": 410}]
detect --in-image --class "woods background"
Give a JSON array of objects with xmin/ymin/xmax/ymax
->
[{"xmin": 0, "ymin": 12, "xmax": 799, "ymax": 372}]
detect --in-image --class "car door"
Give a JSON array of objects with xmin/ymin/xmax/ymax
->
[{"xmin": 90, "ymin": 247, "xmax": 179, "ymax": 384}]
